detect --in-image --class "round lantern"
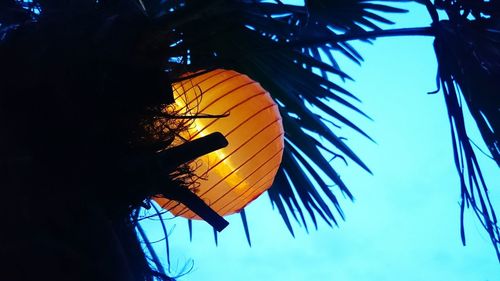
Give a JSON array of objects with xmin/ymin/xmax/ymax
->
[{"xmin": 155, "ymin": 69, "xmax": 284, "ymax": 219}]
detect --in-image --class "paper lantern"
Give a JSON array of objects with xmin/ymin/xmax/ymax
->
[{"xmin": 155, "ymin": 69, "xmax": 284, "ymax": 219}]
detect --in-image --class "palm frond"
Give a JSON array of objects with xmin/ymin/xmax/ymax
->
[
  {"xmin": 152, "ymin": 0, "xmax": 406, "ymax": 234},
  {"xmin": 3, "ymin": 0, "xmax": 500, "ymax": 271},
  {"xmin": 433, "ymin": 15, "xmax": 500, "ymax": 260}
]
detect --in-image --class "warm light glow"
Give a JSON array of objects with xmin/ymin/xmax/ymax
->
[{"xmin": 155, "ymin": 69, "xmax": 284, "ymax": 219}]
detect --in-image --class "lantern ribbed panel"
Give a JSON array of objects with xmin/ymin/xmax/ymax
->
[{"xmin": 155, "ymin": 69, "xmax": 284, "ymax": 219}]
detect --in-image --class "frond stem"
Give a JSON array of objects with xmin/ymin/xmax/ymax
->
[{"xmin": 287, "ymin": 27, "xmax": 435, "ymax": 47}]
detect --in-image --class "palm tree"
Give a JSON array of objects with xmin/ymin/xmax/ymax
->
[{"xmin": 0, "ymin": 0, "xmax": 498, "ymax": 280}]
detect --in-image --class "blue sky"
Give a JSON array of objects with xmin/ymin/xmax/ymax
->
[{"xmin": 142, "ymin": 3, "xmax": 500, "ymax": 280}]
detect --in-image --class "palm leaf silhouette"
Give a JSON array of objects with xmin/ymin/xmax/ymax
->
[
  {"xmin": 149, "ymin": 0, "xmax": 407, "ymax": 236},
  {"xmin": 432, "ymin": 4, "xmax": 500, "ymax": 259},
  {"xmin": 1, "ymin": 1, "xmax": 499, "ymax": 280}
]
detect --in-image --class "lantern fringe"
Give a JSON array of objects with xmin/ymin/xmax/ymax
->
[
  {"xmin": 132, "ymin": 91, "xmax": 238, "ymax": 265},
  {"xmin": 137, "ymin": 80, "xmax": 232, "ymax": 196}
]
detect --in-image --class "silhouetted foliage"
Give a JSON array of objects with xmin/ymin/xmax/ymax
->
[{"xmin": 0, "ymin": 0, "xmax": 499, "ymax": 280}]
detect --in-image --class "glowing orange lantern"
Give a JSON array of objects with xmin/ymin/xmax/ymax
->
[{"xmin": 155, "ymin": 69, "xmax": 284, "ymax": 219}]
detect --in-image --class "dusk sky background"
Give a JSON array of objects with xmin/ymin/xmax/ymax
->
[{"xmin": 142, "ymin": 2, "xmax": 500, "ymax": 280}]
